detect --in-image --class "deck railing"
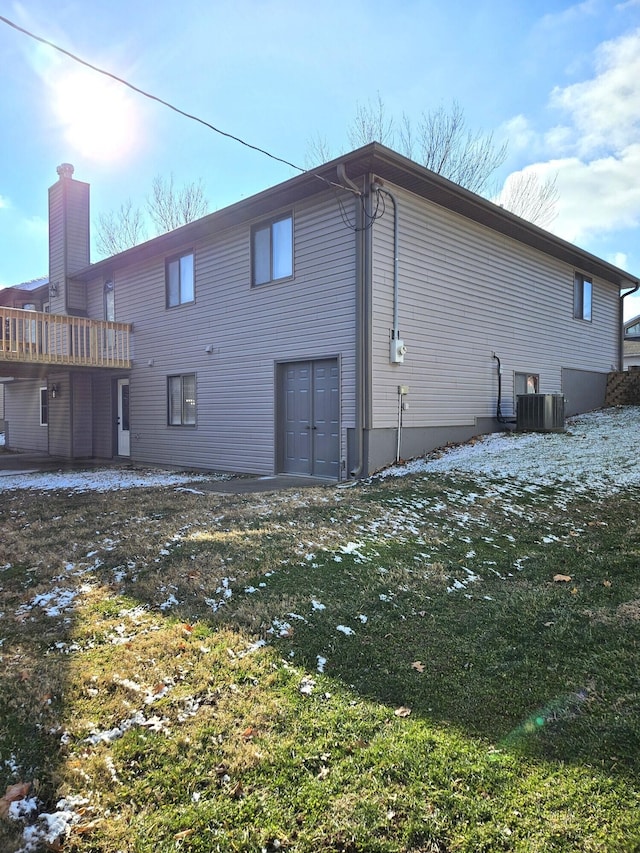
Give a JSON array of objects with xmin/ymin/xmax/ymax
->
[{"xmin": 0, "ymin": 307, "xmax": 131, "ymax": 368}]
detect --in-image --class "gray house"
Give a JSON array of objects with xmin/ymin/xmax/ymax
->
[
  {"xmin": 623, "ymin": 315, "xmax": 640, "ymax": 369},
  {"xmin": 2, "ymin": 144, "xmax": 638, "ymax": 478}
]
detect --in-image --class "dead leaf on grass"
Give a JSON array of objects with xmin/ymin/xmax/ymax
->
[
  {"xmin": 553, "ymin": 574, "xmax": 572, "ymax": 583},
  {"xmin": 229, "ymin": 780, "xmax": 244, "ymax": 798},
  {"xmin": 603, "ymin": 580, "xmax": 612, "ymax": 587},
  {"xmin": 73, "ymin": 819, "xmax": 104, "ymax": 835},
  {"xmin": 174, "ymin": 829, "xmax": 195, "ymax": 840},
  {"xmin": 411, "ymin": 661, "xmax": 425, "ymax": 673},
  {"xmin": 0, "ymin": 782, "xmax": 31, "ymax": 818},
  {"xmin": 241, "ymin": 726, "xmax": 257, "ymax": 739},
  {"xmin": 394, "ymin": 706, "xmax": 412, "ymax": 718}
]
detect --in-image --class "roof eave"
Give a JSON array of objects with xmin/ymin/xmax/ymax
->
[{"xmin": 73, "ymin": 142, "xmax": 639, "ymax": 290}]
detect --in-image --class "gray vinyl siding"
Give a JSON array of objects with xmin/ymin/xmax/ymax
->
[
  {"xmin": 4, "ymin": 380, "xmax": 48, "ymax": 452},
  {"xmin": 48, "ymin": 178, "xmax": 90, "ymax": 315},
  {"xmin": 72, "ymin": 372, "xmax": 93, "ymax": 457},
  {"xmin": 48, "ymin": 181, "xmax": 66, "ymax": 316},
  {"xmin": 370, "ymin": 184, "xmax": 619, "ymax": 429},
  {"xmin": 86, "ymin": 192, "xmax": 357, "ymax": 474},
  {"xmin": 92, "ymin": 374, "xmax": 114, "ymax": 457},
  {"xmin": 48, "ymin": 372, "xmax": 72, "ymax": 457}
]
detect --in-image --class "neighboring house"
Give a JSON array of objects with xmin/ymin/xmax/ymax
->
[
  {"xmin": 1, "ymin": 145, "xmax": 638, "ymax": 478},
  {"xmin": 623, "ymin": 315, "xmax": 640, "ymax": 369},
  {"xmin": 0, "ymin": 276, "xmax": 50, "ymax": 441}
]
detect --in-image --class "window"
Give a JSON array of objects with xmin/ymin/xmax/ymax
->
[
  {"xmin": 104, "ymin": 280, "xmax": 115, "ymax": 322},
  {"xmin": 40, "ymin": 387, "xmax": 48, "ymax": 426},
  {"xmin": 515, "ymin": 373, "xmax": 539, "ymax": 396},
  {"xmin": 166, "ymin": 252, "xmax": 195, "ymax": 307},
  {"xmin": 625, "ymin": 321, "xmax": 640, "ymax": 338},
  {"xmin": 252, "ymin": 214, "xmax": 293, "ymax": 285},
  {"xmin": 104, "ymin": 280, "xmax": 115, "ymax": 351},
  {"xmin": 168, "ymin": 374, "xmax": 196, "ymax": 426},
  {"xmin": 574, "ymin": 273, "xmax": 592, "ymax": 321}
]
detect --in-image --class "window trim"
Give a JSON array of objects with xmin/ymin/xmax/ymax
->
[
  {"xmin": 167, "ymin": 373, "xmax": 197, "ymax": 427},
  {"xmin": 251, "ymin": 212, "xmax": 294, "ymax": 287},
  {"xmin": 166, "ymin": 251, "xmax": 195, "ymax": 309},
  {"xmin": 573, "ymin": 272, "xmax": 592, "ymax": 322},
  {"xmin": 40, "ymin": 386, "xmax": 48, "ymax": 427},
  {"xmin": 514, "ymin": 372, "xmax": 539, "ymax": 397}
]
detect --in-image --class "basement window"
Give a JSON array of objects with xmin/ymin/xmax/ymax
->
[
  {"xmin": 573, "ymin": 273, "xmax": 592, "ymax": 322},
  {"xmin": 252, "ymin": 213, "xmax": 293, "ymax": 286},
  {"xmin": 168, "ymin": 374, "xmax": 196, "ymax": 426},
  {"xmin": 515, "ymin": 373, "xmax": 539, "ymax": 396}
]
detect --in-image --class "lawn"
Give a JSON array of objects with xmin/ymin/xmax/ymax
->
[{"xmin": 1, "ymin": 409, "xmax": 640, "ymax": 852}]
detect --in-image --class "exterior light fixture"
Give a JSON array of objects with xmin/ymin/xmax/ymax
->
[
  {"xmin": 50, "ymin": 384, "xmax": 59, "ymax": 399},
  {"xmin": 49, "ymin": 282, "xmax": 59, "ymax": 297}
]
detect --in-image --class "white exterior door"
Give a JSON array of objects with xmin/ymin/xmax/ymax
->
[{"xmin": 117, "ymin": 378, "xmax": 130, "ymax": 456}]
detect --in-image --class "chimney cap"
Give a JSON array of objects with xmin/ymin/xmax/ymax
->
[{"xmin": 56, "ymin": 163, "xmax": 74, "ymax": 180}]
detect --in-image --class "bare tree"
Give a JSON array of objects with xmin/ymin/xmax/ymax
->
[
  {"xmin": 94, "ymin": 175, "xmax": 209, "ymax": 257},
  {"xmin": 147, "ymin": 174, "xmax": 209, "ymax": 234},
  {"xmin": 407, "ymin": 101, "xmax": 508, "ymax": 195},
  {"xmin": 348, "ymin": 92, "xmax": 395, "ymax": 149},
  {"xmin": 95, "ymin": 198, "xmax": 147, "ymax": 257},
  {"xmin": 495, "ymin": 171, "xmax": 559, "ymax": 229},
  {"xmin": 305, "ymin": 132, "xmax": 335, "ymax": 169},
  {"xmin": 340, "ymin": 96, "xmax": 507, "ymax": 195},
  {"xmin": 315, "ymin": 95, "xmax": 556, "ymax": 225}
]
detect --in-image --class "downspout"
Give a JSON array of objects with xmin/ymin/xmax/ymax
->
[
  {"xmin": 492, "ymin": 352, "xmax": 516, "ymax": 424},
  {"xmin": 620, "ymin": 282, "xmax": 640, "ymax": 370},
  {"xmin": 337, "ymin": 164, "xmax": 367, "ymax": 479}
]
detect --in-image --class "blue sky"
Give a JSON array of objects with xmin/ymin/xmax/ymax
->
[{"xmin": 2, "ymin": 0, "xmax": 640, "ymax": 316}]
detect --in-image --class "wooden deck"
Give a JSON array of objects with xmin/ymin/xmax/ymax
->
[{"xmin": 0, "ymin": 307, "xmax": 131, "ymax": 369}]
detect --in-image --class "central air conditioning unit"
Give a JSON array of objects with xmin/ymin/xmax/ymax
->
[{"xmin": 516, "ymin": 394, "xmax": 565, "ymax": 433}]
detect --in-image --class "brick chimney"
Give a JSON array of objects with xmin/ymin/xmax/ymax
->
[{"xmin": 48, "ymin": 163, "xmax": 90, "ymax": 314}]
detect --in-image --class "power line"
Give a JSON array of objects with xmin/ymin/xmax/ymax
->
[{"xmin": 0, "ymin": 13, "xmax": 360, "ymax": 197}]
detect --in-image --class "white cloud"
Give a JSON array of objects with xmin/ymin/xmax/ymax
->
[
  {"xmin": 499, "ymin": 115, "xmax": 543, "ymax": 156},
  {"xmin": 610, "ymin": 251, "xmax": 629, "ymax": 269},
  {"xmin": 549, "ymin": 28, "xmax": 640, "ymax": 156},
  {"xmin": 499, "ymin": 25, "xmax": 640, "ymax": 252},
  {"xmin": 539, "ymin": 0, "xmax": 601, "ymax": 30},
  {"xmin": 0, "ymin": 195, "xmax": 9, "ymax": 210},
  {"xmin": 533, "ymin": 145, "xmax": 640, "ymax": 243}
]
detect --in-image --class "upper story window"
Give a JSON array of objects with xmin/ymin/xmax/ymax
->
[
  {"xmin": 625, "ymin": 320, "xmax": 640, "ymax": 338},
  {"xmin": 104, "ymin": 280, "xmax": 115, "ymax": 322},
  {"xmin": 166, "ymin": 251, "xmax": 195, "ymax": 308},
  {"xmin": 573, "ymin": 273, "xmax": 592, "ymax": 322},
  {"xmin": 252, "ymin": 213, "xmax": 293, "ymax": 286}
]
